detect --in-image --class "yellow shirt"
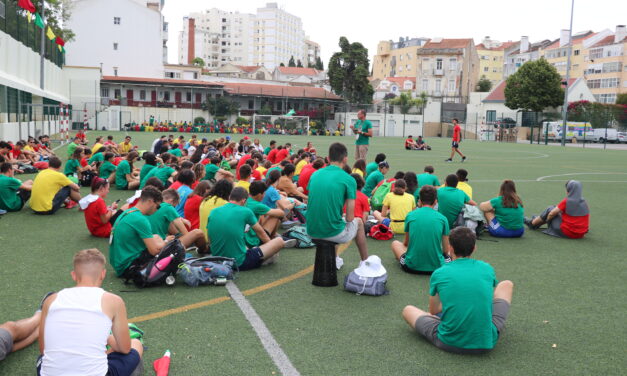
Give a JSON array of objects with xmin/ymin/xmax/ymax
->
[
  {"xmin": 23, "ymin": 145, "xmax": 35, "ymax": 152},
  {"xmin": 199, "ymin": 196, "xmax": 228, "ymax": 240},
  {"xmin": 440, "ymin": 181, "xmax": 473, "ymax": 199},
  {"xmin": 382, "ymin": 192, "xmax": 416, "ymax": 234},
  {"xmin": 351, "ymin": 168, "xmax": 364, "ymax": 177},
  {"xmin": 91, "ymin": 143, "xmax": 104, "ymax": 154},
  {"xmin": 119, "ymin": 142, "xmax": 133, "ymax": 154},
  {"xmin": 235, "ymin": 180, "xmax": 250, "ymax": 192},
  {"xmin": 30, "ymin": 169, "xmax": 73, "ymax": 212},
  {"xmin": 256, "ymin": 166, "xmax": 267, "ymax": 176},
  {"xmin": 295, "ymin": 160, "xmax": 308, "ymax": 175}
]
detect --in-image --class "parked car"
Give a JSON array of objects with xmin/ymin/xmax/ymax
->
[
  {"xmin": 617, "ymin": 132, "xmax": 627, "ymax": 143},
  {"xmin": 590, "ymin": 128, "xmax": 618, "ymax": 143},
  {"xmin": 494, "ymin": 117, "xmax": 517, "ymax": 129}
]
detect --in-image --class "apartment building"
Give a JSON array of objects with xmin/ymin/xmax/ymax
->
[
  {"xmin": 541, "ymin": 30, "xmax": 600, "ymax": 78},
  {"xmin": 304, "ymin": 39, "xmax": 321, "ymax": 67},
  {"xmin": 416, "ymin": 38, "xmax": 479, "ymax": 101},
  {"xmin": 503, "ymin": 37, "xmax": 553, "ymax": 78},
  {"xmin": 583, "ymin": 25, "xmax": 627, "ymax": 104},
  {"xmin": 178, "ymin": 9, "xmax": 255, "ymax": 67},
  {"xmin": 371, "ymin": 37, "xmax": 430, "ymax": 80},
  {"xmin": 254, "ymin": 3, "xmax": 307, "ymax": 70},
  {"xmin": 476, "ymin": 37, "xmax": 516, "ymax": 87}
]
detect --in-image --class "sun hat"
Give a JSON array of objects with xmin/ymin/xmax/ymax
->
[{"xmin": 353, "ymin": 255, "xmax": 387, "ymax": 278}]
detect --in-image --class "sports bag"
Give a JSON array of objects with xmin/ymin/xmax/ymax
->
[
  {"xmin": 80, "ymin": 170, "xmax": 97, "ymax": 187},
  {"xmin": 177, "ymin": 256, "xmax": 235, "ymax": 287},
  {"xmin": 344, "ymin": 271, "xmax": 389, "ymax": 296},
  {"xmin": 370, "ymin": 180, "xmax": 395, "ymax": 211},
  {"xmin": 369, "ymin": 224, "xmax": 394, "ymax": 240},
  {"xmin": 124, "ymin": 239, "xmax": 186, "ymax": 288},
  {"xmin": 282, "ymin": 225, "xmax": 315, "ymax": 248}
]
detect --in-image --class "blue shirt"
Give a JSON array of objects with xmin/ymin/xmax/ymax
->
[
  {"xmin": 262, "ymin": 186, "xmax": 281, "ymax": 209},
  {"xmin": 175, "ymin": 185, "xmax": 193, "ymax": 217}
]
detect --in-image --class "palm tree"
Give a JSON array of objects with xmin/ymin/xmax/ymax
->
[{"xmin": 391, "ymin": 91, "xmax": 422, "ymax": 137}]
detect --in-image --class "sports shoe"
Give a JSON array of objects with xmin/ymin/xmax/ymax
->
[
  {"xmin": 283, "ymin": 238, "xmax": 298, "ymax": 248},
  {"xmin": 38, "ymin": 291, "xmax": 55, "ymax": 312},
  {"xmin": 0, "ymin": 209, "xmax": 7, "ymax": 215},
  {"xmin": 444, "ymin": 254, "xmax": 452, "ymax": 263},
  {"xmin": 281, "ymin": 220, "xmax": 299, "ymax": 229},
  {"xmin": 336, "ymin": 256, "xmax": 344, "ymax": 270},
  {"xmin": 444, "ymin": 158, "xmax": 452, "ymax": 162},
  {"xmin": 524, "ymin": 216, "xmax": 539, "ymax": 230},
  {"xmin": 461, "ymin": 156, "xmax": 467, "ymax": 163},
  {"xmin": 64, "ymin": 200, "xmax": 78, "ymax": 209}
]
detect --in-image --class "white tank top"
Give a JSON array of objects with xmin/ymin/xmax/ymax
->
[{"xmin": 41, "ymin": 287, "xmax": 112, "ymax": 376}]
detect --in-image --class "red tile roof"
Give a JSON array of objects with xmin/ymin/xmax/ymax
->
[
  {"xmin": 544, "ymin": 31, "xmax": 596, "ymax": 50},
  {"xmin": 102, "ymin": 76, "xmax": 223, "ymax": 87},
  {"xmin": 236, "ymin": 65, "xmax": 262, "ymax": 73},
  {"xmin": 383, "ymin": 77, "xmax": 416, "ymax": 88},
  {"xmin": 484, "ymin": 78, "xmax": 577, "ymax": 102},
  {"xmin": 590, "ymin": 34, "xmax": 627, "ymax": 48},
  {"xmin": 476, "ymin": 41, "xmax": 517, "ymax": 51},
  {"xmin": 277, "ymin": 67, "xmax": 320, "ymax": 76},
  {"xmin": 421, "ymin": 38, "xmax": 472, "ymax": 49},
  {"xmin": 220, "ymin": 82, "xmax": 341, "ymax": 100}
]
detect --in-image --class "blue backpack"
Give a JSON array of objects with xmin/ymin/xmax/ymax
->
[{"xmin": 282, "ymin": 225, "xmax": 315, "ymax": 248}]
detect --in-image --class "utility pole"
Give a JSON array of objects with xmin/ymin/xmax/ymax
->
[
  {"xmin": 39, "ymin": 1, "xmax": 46, "ymax": 89},
  {"xmin": 560, "ymin": 0, "xmax": 575, "ymax": 146}
]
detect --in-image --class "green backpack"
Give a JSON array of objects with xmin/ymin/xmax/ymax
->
[{"xmin": 370, "ymin": 180, "xmax": 394, "ymax": 211}]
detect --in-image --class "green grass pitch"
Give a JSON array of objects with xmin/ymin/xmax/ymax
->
[{"xmin": 0, "ymin": 131, "xmax": 625, "ymax": 375}]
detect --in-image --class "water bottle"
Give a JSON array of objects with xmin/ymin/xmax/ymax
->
[{"xmin": 149, "ymin": 254, "xmax": 174, "ymax": 279}]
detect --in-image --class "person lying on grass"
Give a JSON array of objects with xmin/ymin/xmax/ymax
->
[{"xmin": 402, "ymin": 227, "xmax": 514, "ymax": 354}]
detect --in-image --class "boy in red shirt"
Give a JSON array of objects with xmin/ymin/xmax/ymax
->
[
  {"xmin": 79, "ymin": 178, "xmax": 119, "ymax": 237},
  {"xmin": 345, "ymin": 173, "xmax": 370, "ymax": 223},
  {"xmin": 275, "ymin": 143, "xmax": 291, "ymax": 163},
  {"xmin": 445, "ymin": 118, "xmax": 466, "ymax": 162}
]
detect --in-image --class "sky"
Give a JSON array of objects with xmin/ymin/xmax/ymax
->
[{"xmin": 163, "ymin": 0, "xmax": 627, "ymax": 66}]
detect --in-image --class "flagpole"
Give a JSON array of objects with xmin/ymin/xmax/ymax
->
[{"xmin": 39, "ymin": 0, "xmax": 46, "ymax": 90}]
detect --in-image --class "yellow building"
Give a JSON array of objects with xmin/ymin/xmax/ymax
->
[
  {"xmin": 372, "ymin": 37, "xmax": 429, "ymax": 80},
  {"xmin": 582, "ymin": 26, "xmax": 627, "ymax": 103},
  {"xmin": 541, "ymin": 30, "xmax": 597, "ymax": 79},
  {"xmin": 476, "ymin": 37, "xmax": 515, "ymax": 87}
]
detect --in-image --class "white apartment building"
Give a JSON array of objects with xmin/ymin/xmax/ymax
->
[
  {"xmin": 305, "ymin": 39, "xmax": 321, "ymax": 67},
  {"xmin": 65, "ymin": 0, "xmax": 168, "ymax": 78},
  {"xmin": 254, "ymin": 3, "xmax": 307, "ymax": 70},
  {"xmin": 178, "ymin": 9, "xmax": 255, "ymax": 68},
  {"xmin": 503, "ymin": 37, "xmax": 552, "ymax": 78}
]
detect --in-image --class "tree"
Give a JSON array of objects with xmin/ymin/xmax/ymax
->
[
  {"xmin": 328, "ymin": 37, "xmax": 374, "ymax": 104},
  {"xmin": 390, "ymin": 91, "xmax": 423, "ymax": 137},
  {"xmin": 192, "ymin": 57, "xmax": 205, "ymax": 67},
  {"xmin": 504, "ymin": 58, "xmax": 564, "ymax": 113},
  {"xmin": 288, "ymin": 56, "xmax": 296, "ymax": 67},
  {"xmin": 315, "ymin": 56, "xmax": 324, "ymax": 71},
  {"xmin": 258, "ymin": 104, "xmax": 272, "ymax": 115},
  {"xmin": 616, "ymin": 93, "xmax": 627, "ymax": 105},
  {"xmin": 296, "ymin": 59, "xmax": 303, "ymax": 68},
  {"xmin": 203, "ymin": 96, "xmax": 239, "ymax": 118},
  {"xmin": 23, "ymin": 0, "xmax": 75, "ymax": 42},
  {"xmin": 477, "ymin": 75, "xmax": 492, "ymax": 92},
  {"xmin": 280, "ymin": 63, "xmax": 285, "ymax": 67}
]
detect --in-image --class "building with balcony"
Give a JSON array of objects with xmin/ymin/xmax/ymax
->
[
  {"xmin": 582, "ymin": 25, "xmax": 627, "ymax": 104},
  {"xmin": 503, "ymin": 37, "xmax": 553, "ymax": 78},
  {"xmin": 65, "ymin": 0, "xmax": 168, "ymax": 78},
  {"xmin": 476, "ymin": 37, "xmax": 516, "ymax": 87},
  {"xmin": 541, "ymin": 30, "xmax": 603, "ymax": 79},
  {"xmin": 254, "ymin": 3, "xmax": 307, "ymax": 70},
  {"xmin": 304, "ymin": 39, "xmax": 321, "ymax": 67},
  {"xmin": 371, "ymin": 77, "xmax": 416, "ymax": 100},
  {"xmin": 372, "ymin": 37, "xmax": 430, "ymax": 80},
  {"xmin": 416, "ymin": 38, "xmax": 479, "ymax": 102}
]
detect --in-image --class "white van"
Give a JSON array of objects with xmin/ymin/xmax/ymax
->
[
  {"xmin": 541, "ymin": 122, "xmax": 593, "ymax": 142},
  {"xmin": 589, "ymin": 128, "xmax": 618, "ymax": 143}
]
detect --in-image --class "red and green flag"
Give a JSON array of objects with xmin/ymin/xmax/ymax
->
[{"xmin": 18, "ymin": 0, "xmax": 37, "ymax": 14}]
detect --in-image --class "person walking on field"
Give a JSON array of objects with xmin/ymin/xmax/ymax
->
[
  {"xmin": 351, "ymin": 110, "xmax": 373, "ymax": 160},
  {"xmin": 445, "ymin": 118, "xmax": 466, "ymax": 163}
]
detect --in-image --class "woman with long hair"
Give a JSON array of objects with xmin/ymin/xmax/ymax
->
[
  {"xmin": 404, "ymin": 171, "xmax": 418, "ymax": 197},
  {"xmin": 184, "ymin": 180, "xmax": 212, "ymax": 230},
  {"xmin": 64, "ymin": 147, "xmax": 92, "ymax": 178},
  {"xmin": 352, "ymin": 159, "xmax": 366, "ymax": 177},
  {"xmin": 480, "ymin": 179, "xmax": 525, "ymax": 238},
  {"xmin": 140, "ymin": 152, "xmax": 158, "ymax": 182},
  {"xmin": 199, "ymin": 179, "xmax": 233, "ymax": 240}
]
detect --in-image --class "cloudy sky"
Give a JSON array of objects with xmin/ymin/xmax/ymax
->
[{"xmin": 163, "ymin": 0, "xmax": 627, "ymax": 66}]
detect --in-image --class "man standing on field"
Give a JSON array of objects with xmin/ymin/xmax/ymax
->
[
  {"xmin": 351, "ymin": 110, "xmax": 373, "ymax": 160},
  {"xmin": 445, "ymin": 118, "xmax": 466, "ymax": 163}
]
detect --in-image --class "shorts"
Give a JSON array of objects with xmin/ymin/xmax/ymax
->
[
  {"xmin": 488, "ymin": 218, "xmax": 524, "ymax": 238},
  {"xmin": 33, "ymin": 186, "xmax": 71, "ymax": 215},
  {"xmin": 415, "ymin": 299, "xmax": 510, "ymax": 354},
  {"xmin": 316, "ymin": 218, "xmax": 360, "ymax": 244},
  {"xmin": 451, "ymin": 141, "xmax": 459, "ymax": 149},
  {"xmin": 239, "ymin": 247, "xmax": 264, "ymax": 271},
  {"xmin": 355, "ymin": 145, "xmax": 369, "ymax": 160},
  {"xmin": 0, "ymin": 328, "xmax": 13, "ymax": 361},
  {"xmin": 399, "ymin": 254, "xmax": 432, "ymax": 275},
  {"xmin": 36, "ymin": 349, "xmax": 140, "ymax": 376}
]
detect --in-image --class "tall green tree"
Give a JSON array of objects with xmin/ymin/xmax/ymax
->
[
  {"xmin": 203, "ymin": 96, "xmax": 239, "ymax": 118},
  {"xmin": 297, "ymin": 59, "xmax": 303, "ymax": 68},
  {"xmin": 616, "ymin": 93, "xmax": 627, "ymax": 105},
  {"xmin": 192, "ymin": 57, "xmax": 205, "ymax": 67},
  {"xmin": 315, "ymin": 56, "xmax": 324, "ymax": 70},
  {"xmin": 390, "ymin": 91, "xmax": 423, "ymax": 137},
  {"xmin": 328, "ymin": 37, "xmax": 374, "ymax": 104},
  {"xmin": 288, "ymin": 56, "xmax": 296, "ymax": 67},
  {"xmin": 504, "ymin": 58, "xmax": 564, "ymax": 112},
  {"xmin": 477, "ymin": 75, "xmax": 492, "ymax": 92},
  {"xmin": 280, "ymin": 62, "xmax": 285, "ymax": 67}
]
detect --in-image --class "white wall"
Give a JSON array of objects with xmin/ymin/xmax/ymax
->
[
  {"xmin": 66, "ymin": 0, "xmax": 164, "ymax": 78},
  {"xmin": 64, "ymin": 66, "xmax": 102, "ymax": 121},
  {"xmin": 334, "ymin": 112, "xmax": 423, "ymax": 137},
  {"xmin": 0, "ymin": 121, "xmax": 62, "ymax": 143}
]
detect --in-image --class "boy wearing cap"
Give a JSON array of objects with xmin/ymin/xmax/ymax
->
[
  {"xmin": 402, "ymin": 227, "xmax": 514, "ymax": 354},
  {"xmin": 362, "ymin": 161, "xmax": 389, "ymax": 197}
]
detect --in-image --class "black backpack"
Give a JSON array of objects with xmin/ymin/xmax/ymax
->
[
  {"xmin": 80, "ymin": 170, "xmax": 96, "ymax": 187},
  {"xmin": 124, "ymin": 239, "xmax": 186, "ymax": 288}
]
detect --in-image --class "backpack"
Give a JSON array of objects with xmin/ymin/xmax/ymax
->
[
  {"xmin": 369, "ymin": 223, "xmax": 394, "ymax": 240},
  {"xmin": 80, "ymin": 170, "xmax": 97, "ymax": 187},
  {"xmin": 344, "ymin": 271, "xmax": 389, "ymax": 296},
  {"xmin": 370, "ymin": 180, "xmax": 395, "ymax": 211},
  {"xmin": 282, "ymin": 225, "xmax": 315, "ymax": 248},
  {"xmin": 177, "ymin": 256, "xmax": 236, "ymax": 287},
  {"xmin": 124, "ymin": 239, "xmax": 186, "ymax": 288}
]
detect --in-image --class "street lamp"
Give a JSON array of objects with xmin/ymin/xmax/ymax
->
[{"xmin": 560, "ymin": 0, "xmax": 575, "ymax": 146}]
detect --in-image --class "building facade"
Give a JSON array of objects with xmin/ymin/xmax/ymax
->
[
  {"xmin": 66, "ymin": 0, "xmax": 168, "ymax": 78},
  {"xmin": 304, "ymin": 39, "xmax": 321, "ymax": 67},
  {"xmin": 503, "ymin": 37, "xmax": 553, "ymax": 78},
  {"xmin": 582, "ymin": 25, "xmax": 627, "ymax": 104},
  {"xmin": 416, "ymin": 38, "xmax": 479, "ymax": 101},
  {"xmin": 254, "ymin": 3, "xmax": 307, "ymax": 70},
  {"xmin": 476, "ymin": 37, "xmax": 515, "ymax": 87},
  {"xmin": 371, "ymin": 37, "xmax": 430, "ymax": 80},
  {"xmin": 541, "ymin": 30, "xmax": 600, "ymax": 79}
]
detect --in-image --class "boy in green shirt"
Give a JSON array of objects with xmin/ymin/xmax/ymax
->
[
  {"xmin": 0, "ymin": 162, "xmax": 32, "ymax": 212},
  {"xmin": 402, "ymin": 227, "xmax": 514, "ymax": 354},
  {"xmin": 245, "ymin": 181, "xmax": 289, "ymax": 247},
  {"xmin": 99, "ymin": 153, "xmax": 117, "ymax": 182},
  {"xmin": 417, "ymin": 165, "xmax": 440, "ymax": 188},
  {"xmin": 363, "ymin": 161, "xmax": 389, "ymax": 197},
  {"xmin": 437, "ymin": 174, "xmax": 477, "ymax": 228},
  {"xmin": 365, "ymin": 153, "xmax": 386, "ymax": 180}
]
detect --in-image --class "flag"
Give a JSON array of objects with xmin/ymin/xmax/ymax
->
[
  {"xmin": 46, "ymin": 27, "xmax": 55, "ymax": 41},
  {"xmin": 27, "ymin": 11, "xmax": 32, "ymax": 23},
  {"xmin": 34, "ymin": 13, "xmax": 44, "ymax": 29},
  {"xmin": 55, "ymin": 36, "xmax": 65, "ymax": 47},
  {"xmin": 18, "ymin": 0, "xmax": 36, "ymax": 13},
  {"xmin": 58, "ymin": 45, "xmax": 62, "ymax": 52}
]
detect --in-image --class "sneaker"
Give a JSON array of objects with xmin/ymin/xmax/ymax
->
[
  {"xmin": 524, "ymin": 216, "xmax": 538, "ymax": 230},
  {"xmin": 281, "ymin": 220, "xmax": 299, "ymax": 229},
  {"xmin": 461, "ymin": 156, "xmax": 467, "ymax": 163},
  {"xmin": 38, "ymin": 291, "xmax": 55, "ymax": 312},
  {"xmin": 64, "ymin": 200, "xmax": 78, "ymax": 209},
  {"xmin": 0, "ymin": 209, "xmax": 7, "ymax": 215},
  {"xmin": 444, "ymin": 254, "xmax": 452, "ymax": 263},
  {"xmin": 444, "ymin": 158, "xmax": 452, "ymax": 162},
  {"xmin": 336, "ymin": 256, "xmax": 344, "ymax": 270},
  {"xmin": 283, "ymin": 238, "xmax": 298, "ymax": 248}
]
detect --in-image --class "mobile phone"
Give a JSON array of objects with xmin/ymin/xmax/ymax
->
[{"xmin": 115, "ymin": 199, "xmax": 121, "ymax": 203}]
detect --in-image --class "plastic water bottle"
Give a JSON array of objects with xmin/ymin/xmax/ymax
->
[{"xmin": 149, "ymin": 254, "xmax": 174, "ymax": 279}]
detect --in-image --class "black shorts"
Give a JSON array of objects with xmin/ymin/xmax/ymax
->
[
  {"xmin": 399, "ymin": 253, "xmax": 433, "ymax": 275},
  {"xmin": 451, "ymin": 141, "xmax": 459, "ymax": 149},
  {"xmin": 239, "ymin": 247, "xmax": 264, "ymax": 271}
]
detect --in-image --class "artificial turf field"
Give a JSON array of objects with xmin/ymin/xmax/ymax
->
[{"xmin": 1, "ymin": 131, "xmax": 625, "ymax": 376}]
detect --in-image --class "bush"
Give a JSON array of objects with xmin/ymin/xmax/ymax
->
[
  {"xmin": 236, "ymin": 116, "xmax": 250, "ymax": 125},
  {"xmin": 194, "ymin": 116, "xmax": 206, "ymax": 125},
  {"xmin": 215, "ymin": 116, "xmax": 227, "ymax": 122}
]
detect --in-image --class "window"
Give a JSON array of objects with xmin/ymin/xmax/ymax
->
[
  {"xmin": 435, "ymin": 79, "xmax": 441, "ymax": 93},
  {"xmin": 114, "ymin": 89, "xmax": 121, "ymax": 99},
  {"xmin": 484, "ymin": 67, "xmax": 489, "ymax": 72},
  {"xmin": 113, "ymin": 68, "xmax": 118, "ymax": 77},
  {"xmin": 163, "ymin": 91, "xmax": 170, "ymax": 101},
  {"xmin": 449, "ymin": 58, "xmax": 457, "ymax": 71},
  {"xmin": 436, "ymin": 58, "xmax": 443, "ymax": 70},
  {"xmin": 100, "ymin": 88, "xmax": 109, "ymax": 98},
  {"xmin": 448, "ymin": 79, "xmax": 456, "ymax": 92},
  {"xmin": 113, "ymin": 43, "xmax": 118, "ymax": 50},
  {"xmin": 248, "ymin": 100, "xmax": 254, "ymax": 109},
  {"xmin": 587, "ymin": 78, "xmax": 619, "ymax": 89},
  {"xmin": 574, "ymin": 49, "xmax": 580, "ymax": 56},
  {"xmin": 486, "ymin": 110, "xmax": 497, "ymax": 123},
  {"xmin": 139, "ymin": 90, "xmax": 146, "ymax": 101},
  {"xmin": 589, "ymin": 48, "xmax": 603, "ymax": 60},
  {"xmin": 113, "ymin": 17, "xmax": 120, "ymax": 25},
  {"xmin": 595, "ymin": 93, "xmax": 617, "ymax": 103},
  {"xmin": 422, "ymin": 79, "xmax": 428, "ymax": 91},
  {"xmin": 186, "ymin": 92, "xmax": 191, "ymax": 102},
  {"xmin": 493, "ymin": 68, "xmax": 498, "ymax": 73}
]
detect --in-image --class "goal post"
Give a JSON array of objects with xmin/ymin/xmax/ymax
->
[{"xmin": 252, "ymin": 114, "xmax": 310, "ymax": 134}]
